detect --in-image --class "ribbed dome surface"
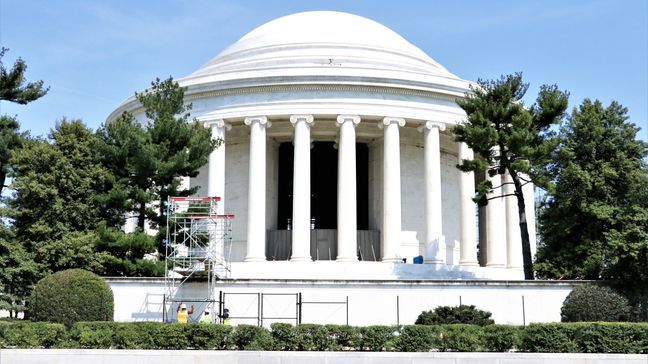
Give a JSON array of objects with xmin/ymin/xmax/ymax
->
[{"xmin": 185, "ymin": 11, "xmax": 460, "ymax": 84}]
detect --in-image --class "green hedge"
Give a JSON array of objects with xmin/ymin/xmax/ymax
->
[{"xmin": 0, "ymin": 321, "xmax": 646, "ymax": 353}]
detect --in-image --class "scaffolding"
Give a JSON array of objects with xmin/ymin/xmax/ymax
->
[{"xmin": 163, "ymin": 196, "xmax": 233, "ymax": 322}]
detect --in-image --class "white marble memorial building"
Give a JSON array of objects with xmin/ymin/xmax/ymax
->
[{"xmin": 109, "ymin": 11, "xmax": 537, "ymax": 281}]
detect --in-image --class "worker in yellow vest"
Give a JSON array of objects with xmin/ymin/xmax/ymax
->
[
  {"xmin": 199, "ymin": 310, "xmax": 212, "ymax": 324},
  {"xmin": 176, "ymin": 303, "xmax": 194, "ymax": 324}
]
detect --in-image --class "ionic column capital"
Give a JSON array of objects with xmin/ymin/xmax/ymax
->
[
  {"xmin": 244, "ymin": 116, "xmax": 271, "ymax": 128},
  {"xmin": 336, "ymin": 115, "xmax": 361, "ymax": 127},
  {"xmin": 290, "ymin": 114, "xmax": 314, "ymax": 127},
  {"xmin": 379, "ymin": 117, "xmax": 406, "ymax": 129},
  {"xmin": 417, "ymin": 121, "xmax": 446, "ymax": 133},
  {"xmin": 201, "ymin": 118, "xmax": 232, "ymax": 131},
  {"xmin": 212, "ymin": 119, "xmax": 232, "ymax": 131}
]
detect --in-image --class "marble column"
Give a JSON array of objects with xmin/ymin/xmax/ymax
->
[
  {"xmin": 290, "ymin": 115, "xmax": 314, "ymax": 262},
  {"xmin": 486, "ymin": 172, "xmax": 506, "ymax": 267},
  {"xmin": 458, "ymin": 143, "xmax": 479, "ymax": 266},
  {"xmin": 336, "ymin": 115, "xmax": 361, "ymax": 262},
  {"xmin": 208, "ymin": 120, "xmax": 231, "ymax": 214},
  {"xmin": 244, "ymin": 116, "xmax": 270, "ymax": 262},
  {"xmin": 418, "ymin": 121, "xmax": 446, "ymax": 264},
  {"xmin": 380, "ymin": 117, "xmax": 405, "ymax": 263},
  {"xmin": 505, "ymin": 173, "xmax": 522, "ymax": 268}
]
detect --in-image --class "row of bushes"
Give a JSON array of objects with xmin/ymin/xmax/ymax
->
[{"xmin": 1, "ymin": 321, "xmax": 646, "ymax": 353}]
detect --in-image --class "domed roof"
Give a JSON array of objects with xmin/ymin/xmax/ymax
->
[{"xmin": 182, "ymin": 11, "xmax": 465, "ymax": 89}]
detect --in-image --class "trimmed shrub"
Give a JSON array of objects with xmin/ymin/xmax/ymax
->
[
  {"xmin": 155, "ymin": 323, "xmax": 191, "ymax": 350},
  {"xmin": 325, "ymin": 324, "xmax": 360, "ymax": 350},
  {"xmin": 112, "ymin": 322, "xmax": 155, "ymax": 349},
  {"xmin": 416, "ymin": 305, "xmax": 494, "ymax": 326},
  {"xmin": 0, "ymin": 321, "xmax": 12, "ymax": 346},
  {"xmin": 188, "ymin": 323, "xmax": 232, "ymax": 349},
  {"xmin": 571, "ymin": 322, "xmax": 648, "ymax": 354},
  {"xmin": 519, "ymin": 323, "xmax": 578, "ymax": 353},
  {"xmin": 1, "ymin": 321, "xmax": 646, "ymax": 352},
  {"xmin": 295, "ymin": 323, "xmax": 333, "ymax": 351},
  {"xmin": 3, "ymin": 322, "xmax": 67, "ymax": 348},
  {"xmin": 438, "ymin": 324, "xmax": 485, "ymax": 352},
  {"xmin": 230, "ymin": 324, "xmax": 273, "ymax": 350},
  {"xmin": 69, "ymin": 322, "xmax": 117, "ymax": 348},
  {"xmin": 394, "ymin": 325, "xmax": 438, "ymax": 352},
  {"xmin": 561, "ymin": 284, "xmax": 632, "ymax": 322},
  {"xmin": 360, "ymin": 325, "xmax": 396, "ymax": 351},
  {"xmin": 270, "ymin": 323, "xmax": 298, "ymax": 351},
  {"xmin": 30, "ymin": 269, "xmax": 114, "ymax": 328},
  {"xmin": 483, "ymin": 325, "xmax": 521, "ymax": 352}
]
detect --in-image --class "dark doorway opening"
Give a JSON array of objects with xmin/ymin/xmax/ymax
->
[{"xmin": 277, "ymin": 141, "xmax": 368, "ymax": 230}]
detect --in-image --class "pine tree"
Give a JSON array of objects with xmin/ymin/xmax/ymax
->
[
  {"xmin": 454, "ymin": 73, "xmax": 569, "ymax": 279},
  {"xmin": 0, "ymin": 47, "xmax": 48, "ymax": 104},
  {"xmin": 136, "ymin": 77, "xmax": 217, "ymax": 227},
  {"xmin": 100, "ymin": 77, "xmax": 218, "ymax": 252},
  {"xmin": 0, "ymin": 48, "xmax": 47, "ymax": 196}
]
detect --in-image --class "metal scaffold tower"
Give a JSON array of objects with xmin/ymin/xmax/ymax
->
[{"xmin": 163, "ymin": 196, "xmax": 233, "ymax": 322}]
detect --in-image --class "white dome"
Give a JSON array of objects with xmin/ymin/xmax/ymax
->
[
  {"xmin": 108, "ymin": 11, "xmax": 471, "ymax": 124},
  {"xmin": 183, "ymin": 11, "xmax": 463, "ymax": 87}
]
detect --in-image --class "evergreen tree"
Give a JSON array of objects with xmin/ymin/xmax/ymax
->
[
  {"xmin": 0, "ymin": 227, "xmax": 39, "ymax": 318},
  {"xmin": 0, "ymin": 48, "xmax": 47, "ymax": 196},
  {"xmin": 454, "ymin": 73, "xmax": 569, "ymax": 279},
  {"xmin": 100, "ymin": 77, "xmax": 218, "ymax": 248},
  {"xmin": 9, "ymin": 119, "xmax": 162, "ymax": 282},
  {"xmin": 0, "ymin": 48, "xmax": 48, "ymax": 316},
  {"xmin": 11, "ymin": 120, "xmax": 113, "ymax": 247},
  {"xmin": 536, "ymin": 100, "xmax": 648, "ymax": 316},
  {"xmin": 136, "ymin": 77, "xmax": 217, "ymax": 227},
  {"xmin": 0, "ymin": 47, "xmax": 48, "ymax": 104},
  {"xmin": 98, "ymin": 113, "xmax": 158, "ymax": 230},
  {"xmin": 0, "ymin": 116, "xmax": 27, "ymax": 197}
]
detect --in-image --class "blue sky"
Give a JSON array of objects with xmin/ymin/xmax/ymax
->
[{"xmin": 1, "ymin": 0, "xmax": 646, "ymax": 140}]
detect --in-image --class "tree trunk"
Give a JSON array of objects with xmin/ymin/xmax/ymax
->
[
  {"xmin": 510, "ymin": 171, "xmax": 534, "ymax": 280},
  {"xmin": 159, "ymin": 194, "xmax": 166, "ymax": 222},
  {"xmin": 0, "ymin": 165, "xmax": 6, "ymax": 198},
  {"xmin": 137, "ymin": 201, "xmax": 146, "ymax": 230}
]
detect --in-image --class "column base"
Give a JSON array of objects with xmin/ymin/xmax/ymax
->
[
  {"xmin": 459, "ymin": 260, "xmax": 480, "ymax": 267},
  {"xmin": 381, "ymin": 257, "xmax": 404, "ymax": 263},
  {"xmin": 336, "ymin": 256, "xmax": 359, "ymax": 262},
  {"xmin": 486, "ymin": 263, "xmax": 506, "ymax": 268},
  {"xmin": 244, "ymin": 256, "xmax": 267, "ymax": 262},
  {"xmin": 424, "ymin": 259, "xmax": 445, "ymax": 265},
  {"xmin": 290, "ymin": 256, "xmax": 313, "ymax": 262}
]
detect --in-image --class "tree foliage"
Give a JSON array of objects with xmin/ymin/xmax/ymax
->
[
  {"xmin": 0, "ymin": 116, "xmax": 27, "ymax": 197},
  {"xmin": 0, "ymin": 228, "xmax": 40, "ymax": 317},
  {"xmin": 453, "ymin": 73, "xmax": 569, "ymax": 279},
  {"xmin": 7, "ymin": 120, "xmax": 162, "ymax": 304},
  {"xmin": 535, "ymin": 99, "xmax": 648, "ymax": 318},
  {"xmin": 0, "ymin": 47, "xmax": 48, "ymax": 104},
  {"xmin": 0, "ymin": 49, "xmax": 47, "ymax": 317},
  {"xmin": 99, "ymin": 77, "xmax": 218, "ymax": 249},
  {"xmin": 10, "ymin": 120, "xmax": 119, "ymax": 247}
]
